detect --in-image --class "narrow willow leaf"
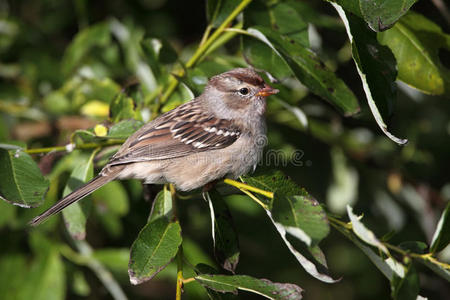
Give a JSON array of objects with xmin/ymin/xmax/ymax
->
[
  {"xmin": 205, "ymin": 190, "xmax": 240, "ymax": 273},
  {"xmin": 327, "ymin": 147, "xmax": 358, "ymax": 214},
  {"xmin": 390, "ymin": 263, "xmax": 419, "ymax": 300},
  {"xmin": 195, "ymin": 264, "xmax": 238, "ymax": 299},
  {"xmin": 128, "ymin": 217, "xmax": 182, "ymax": 284},
  {"xmin": 332, "ymin": 3, "xmax": 407, "ymax": 145},
  {"xmin": 378, "ymin": 12, "xmax": 450, "ymax": 95},
  {"xmin": 0, "ymin": 149, "xmax": 49, "ymax": 208},
  {"xmin": 247, "ymin": 27, "xmax": 360, "ymax": 116},
  {"xmin": 266, "ymin": 210, "xmax": 338, "ymax": 283},
  {"xmin": 195, "ymin": 274, "xmax": 303, "ymax": 300},
  {"xmin": 243, "ymin": 170, "xmax": 335, "ymax": 282},
  {"xmin": 333, "ymin": 223, "xmax": 393, "ymax": 279},
  {"xmin": 148, "ymin": 186, "xmax": 173, "ymax": 222},
  {"xmin": 430, "ymin": 202, "xmax": 450, "ymax": 253},
  {"xmin": 272, "ymin": 192, "xmax": 329, "ymax": 246},
  {"xmin": 62, "ymin": 151, "xmax": 96, "ymax": 240},
  {"xmin": 360, "ymin": 0, "xmax": 418, "ymax": 32},
  {"xmin": 347, "ymin": 205, "xmax": 389, "ymax": 254}
]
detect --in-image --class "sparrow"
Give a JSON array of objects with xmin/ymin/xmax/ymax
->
[{"xmin": 30, "ymin": 68, "xmax": 279, "ymax": 226}]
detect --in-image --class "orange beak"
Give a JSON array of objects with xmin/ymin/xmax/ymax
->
[{"xmin": 256, "ymin": 84, "xmax": 279, "ymax": 97}]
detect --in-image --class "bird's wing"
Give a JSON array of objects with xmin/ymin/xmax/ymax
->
[{"xmin": 108, "ymin": 101, "xmax": 241, "ymax": 165}]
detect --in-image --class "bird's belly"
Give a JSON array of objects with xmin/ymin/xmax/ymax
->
[
  {"xmin": 116, "ymin": 134, "xmax": 264, "ymax": 191},
  {"xmin": 164, "ymin": 135, "xmax": 263, "ymax": 191}
]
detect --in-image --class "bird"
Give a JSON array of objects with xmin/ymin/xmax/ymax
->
[{"xmin": 30, "ymin": 68, "xmax": 279, "ymax": 226}]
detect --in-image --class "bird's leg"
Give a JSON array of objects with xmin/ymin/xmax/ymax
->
[{"xmin": 202, "ymin": 180, "xmax": 219, "ymax": 193}]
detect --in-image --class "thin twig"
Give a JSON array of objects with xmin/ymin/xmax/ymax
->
[
  {"xmin": 176, "ymin": 246, "xmax": 184, "ymax": 300},
  {"xmin": 24, "ymin": 139, "xmax": 125, "ymax": 155},
  {"xmin": 159, "ymin": 0, "xmax": 253, "ymax": 104}
]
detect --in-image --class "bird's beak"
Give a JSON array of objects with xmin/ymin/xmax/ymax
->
[{"xmin": 256, "ymin": 84, "xmax": 279, "ymax": 97}]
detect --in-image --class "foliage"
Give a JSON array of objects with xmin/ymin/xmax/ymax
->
[{"xmin": 0, "ymin": 0, "xmax": 449, "ymax": 299}]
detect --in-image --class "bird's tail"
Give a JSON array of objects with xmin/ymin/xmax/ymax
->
[{"xmin": 29, "ymin": 168, "xmax": 121, "ymax": 226}]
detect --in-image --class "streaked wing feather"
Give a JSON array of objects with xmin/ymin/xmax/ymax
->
[{"xmin": 108, "ymin": 101, "xmax": 241, "ymax": 165}]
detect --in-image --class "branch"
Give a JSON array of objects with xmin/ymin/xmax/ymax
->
[
  {"xmin": 24, "ymin": 139, "xmax": 125, "ymax": 155},
  {"xmin": 176, "ymin": 246, "xmax": 184, "ymax": 300},
  {"xmin": 159, "ymin": 0, "xmax": 253, "ymax": 104}
]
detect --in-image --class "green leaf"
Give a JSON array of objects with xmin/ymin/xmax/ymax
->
[
  {"xmin": 242, "ymin": 170, "xmax": 304, "ymax": 208},
  {"xmin": 243, "ymin": 170, "xmax": 336, "ymax": 282},
  {"xmin": 62, "ymin": 22, "xmax": 111, "ymax": 75},
  {"xmin": 195, "ymin": 274, "xmax": 303, "ymax": 299},
  {"xmin": 72, "ymin": 271, "xmax": 90, "ymax": 296},
  {"xmin": 271, "ymin": 192, "xmax": 329, "ymax": 246},
  {"xmin": 128, "ymin": 217, "xmax": 182, "ymax": 284},
  {"xmin": 332, "ymin": 223, "xmax": 394, "ymax": 279},
  {"xmin": 360, "ymin": 0, "xmax": 418, "ymax": 32},
  {"xmin": 378, "ymin": 12, "xmax": 450, "ymax": 95},
  {"xmin": 0, "ymin": 200, "xmax": 16, "ymax": 228},
  {"xmin": 390, "ymin": 263, "xmax": 419, "ymax": 300},
  {"xmin": 207, "ymin": 0, "xmax": 241, "ymax": 28},
  {"xmin": 71, "ymin": 129, "xmax": 97, "ymax": 144},
  {"xmin": 398, "ymin": 241, "xmax": 428, "ymax": 254},
  {"xmin": 109, "ymin": 92, "xmax": 137, "ymax": 123},
  {"xmin": 247, "ymin": 26, "xmax": 360, "ymax": 116},
  {"xmin": 333, "ymin": 0, "xmax": 363, "ymax": 18},
  {"xmin": 430, "ymin": 202, "xmax": 450, "ymax": 253},
  {"xmin": 347, "ymin": 205, "xmax": 389, "ymax": 254},
  {"xmin": 195, "ymin": 264, "xmax": 238, "ymax": 299},
  {"xmin": 141, "ymin": 38, "xmax": 177, "ymax": 68},
  {"xmin": 326, "ymin": 147, "xmax": 358, "ymax": 214},
  {"xmin": 62, "ymin": 151, "xmax": 96, "ymax": 240},
  {"xmin": 242, "ymin": 36, "xmax": 292, "ymax": 79},
  {"xmin": 108, "ymin": 119, "xmax": 144, "ymax": 139},
  {"xmin": 0, "ymin": 149, "xmax": 49, "ymax": 208},
  {"xmin": 265, "ymin": 208, "xmax": 337, "ymax": 283},
  {"xmin": 0, "ymin": 254, "xmax": 27, "ymax": 299},
  {"xmin": 92, "ymin": 181, "xmax": 129, "ymax": 216},
  {"xmin": 271, "ymin": 1, "xmax": 309, "ymax": 47},
  {"xmin": 332, "ymin": 4, "xmax": 407, "ymax": 145},
  {"xmin": 205, "ymin": 190, "xmax": 240, "ymax": 273},
  {"xmin": 149, "ymin": 186, "xmax": 173, "ymax": 222}
]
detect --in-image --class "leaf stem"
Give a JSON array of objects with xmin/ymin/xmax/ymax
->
[
  {"xmin": 223, "ymin": 178, "xmax": 274, "ymax": 199},
  {"xmin": 223, "ymin": 27, "xmax": 251, "ymax": 36},
  {"xmin": 182, "ymin": 277, "xmax": 195, "ymax": 284},
  {"xmin": 159, "ymin": 0, "xmax": 253, "ymax": 104},
  {"xmin": 176, "ymin": 246, "xmax": 184, "ymax": 300},
  {"xmin": 239, "ymin": 188, "xmax": 269, "ymax": 210},
  {"xmin": 24, "ymin": 139, "xmax": 125, "ymax": 155}
]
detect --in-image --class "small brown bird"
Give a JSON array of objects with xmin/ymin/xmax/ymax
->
[{"xmin": 30, "ymin": 68, "xmax": 278, "ymax": 225}]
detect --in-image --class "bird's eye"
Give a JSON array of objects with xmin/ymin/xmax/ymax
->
[{"xmin": 238, "ymin": 87, "xmax": 249, "ymax": 95}]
